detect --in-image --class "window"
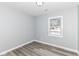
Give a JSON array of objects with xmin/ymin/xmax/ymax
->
[{"xmin": 48, "ymin": 16, "xmax": 63, "ymax": 37}]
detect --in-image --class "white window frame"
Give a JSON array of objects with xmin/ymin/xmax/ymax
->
[{"xmin": 48, "ymin": 16, "xmax": 63, "ymax": 37}]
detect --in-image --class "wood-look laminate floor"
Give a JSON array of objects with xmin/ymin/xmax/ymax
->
[{"xmin": 2, "ymin": 42, "xmax": 78, "ymax": 56}]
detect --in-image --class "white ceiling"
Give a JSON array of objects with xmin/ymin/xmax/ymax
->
[{"xmin": 0, "ymin": 2, "xmax": 79, "ymax": 16}]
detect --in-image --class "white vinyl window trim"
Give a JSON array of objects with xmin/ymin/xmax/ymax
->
[{"xmin": 48, "ymin": 16, "xmax": 63, "ymax": 37}]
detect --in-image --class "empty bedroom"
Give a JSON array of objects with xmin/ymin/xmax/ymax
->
[{"xmin": 0, "ymin": 2, "xmax": 79, "ymax": 56}]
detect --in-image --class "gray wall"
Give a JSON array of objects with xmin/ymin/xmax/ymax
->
[
  {"xmin": 0, "ymin": 6, "xmax": 35, "ymax": 53},
  {"xmin": 0, "ymin": 4, "xmax": 78, "ymax": 53},
  {"xmin": 78, "ymin": 6, "xmax": 79, "ymax": 51},
  {"xmin": 36, "ymin": 7, "xmax": 78, "ymax": 50}
]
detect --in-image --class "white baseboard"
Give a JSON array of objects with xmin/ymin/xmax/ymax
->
[
  {"xmin": 34, "ymin": 40, "xmax": 79, "ymax": 55},
  {"xmin": 0, "ymin": 40, "xmax": 79, "ymax": 56},
  {"xmin": 0, "ymin": 40, "xmax": 34, "ymax": 55}
]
